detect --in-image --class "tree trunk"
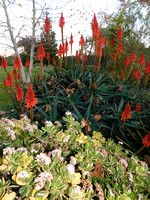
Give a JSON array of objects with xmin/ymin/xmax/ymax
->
[
  {"xmin": 27, "ymin": 0, "xmax": 36, "ymax": 83},
  {"xmin": 2, "ymin": 0, "xmax": 26, "ymax": 83}
]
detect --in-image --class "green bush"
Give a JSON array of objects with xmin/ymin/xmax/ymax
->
[{"xmin": 0, "ymin": 114, "xmax": 150, "ymax": 199}]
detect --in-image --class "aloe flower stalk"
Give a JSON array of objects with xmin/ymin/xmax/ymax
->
[
  {"xmin": 16, "ymin": 85, "xmax": 24, "ymax": 111},
  {"xmin": 44, "ymin": 15, "xmax": 51, "ymax": 45},
  {"xmin": 128, "ymin": 50, "xmax": 136, "ymax": 78},
  {"xmin": 46, "ymin": 52, "xmax": 50, "ymax": 67},
  {"xmin": 14, "ymin": 56, "xmax": 22, "ymax": 81},
  {"xmin": 69, "ymin": 33, "xmax": 74, "ymax": 55},
  {"xmin": 143, "ymin": 62, "xmax": 150, "ymax": 88},
  {"xmin": 1, "ymin": 56, "xmax": 8, "ymax": 74},
  {"xmin": 138, "ymin": 53, "xmax": 145, "ymax": 73},
  {"xmin": 37, "ymin": 43, "xmax": 45, "ymax": 78}
]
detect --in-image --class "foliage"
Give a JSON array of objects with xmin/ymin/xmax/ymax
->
[{"xmin": 0, "ymin": 114, "xmax": 150, "ymax": 199}]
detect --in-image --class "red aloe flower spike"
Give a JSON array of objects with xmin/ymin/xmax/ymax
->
[
  {"xmin": 117, "ymin": 26, "xmax": 123, "ymax": 40},
  {"xmin": 46, "ymin": 52, "xmax": 50, "ymax": 60},
  {"xmin": 13, "ymin": 68, "xmax": 18, "ymax": 79},
  {"xmin": 16, "ymin": 85, "xmax": 24, "ymax": 111},
  {"xmin": 139, "ymin": 53, "xmax": 145, "ymax": 73},
  {"xmin": 25, "ymin": 58, "xmax": 30, "ymax": 71},
  {"xmin": 65, "ymin": 39, "xmax": 69, "ymax": 53},
  {"xmin": 133, "ymin": 68, "xmax": 138, "ymax": 77},
  {"xmin": 117, "ymin": 40, "xmax": 123, "ymax": 55},
  {"xmin": 3, "ymin": 80, "xmax": 8, "ymax": 87},
  {"xmin": 14, "ymin": 56, "xmax": 22, "ymax": 69},
  {"xmin": 6, "ymin": 72, "xmax": 14, "ymax": 96},
  {"xmin": 16, "ymin": 86, "xmax": 24, "ymax": 101},
  {"xmin": 84, "ymin": 54, "xmax": 87, "ymax": 62},
  {"xmin": 44, "ymin": 15, "xmax": 51, "ymax": 45},
  {"xmin": 135, "ymin": 70, "xmax": 141, "ymax": 80},
  {"xmin": 25, "ymin": 84, "xmax": 37, "ymax": 122},
  {"xmin": 124, "ymin": 56, "xmax": 129, "ymax": 66},
  {"xmin": 37, "ymin": 43, "xmax": 45, "ymax": 60},
  {"xmin": 110, "ymin": 38, "xmax": 115, "ymax": 46},
  {"xmin": 53, "ymin": 57, "xmax": 56, "ymax": 65},
  {"xmin": 91, "ymin": 13, "xmax": 99, "ymax": 38},
  {"xmin": 69, "ymin": 33, "xmax": 74, "ymax": 55},
  {"xmin": 138, "ymin": 53, "xmax": 145, "ymax": 66},
  {"xmin": 79, "ymin": 34, "xmax": 85, "ymax": 46},
  {"xmin": 44, "ymin": 15, "xmax": 51, "ymax": 33},
  {"xmin": 1, "ymin": 56, "xmax": 8, "ymax": 74},
  {"xmin": 130, "ymin": 50, "xmax": 136, "ymax": 63},
  {"xmin": 144, "ymin": 62, "xmax": 150, "ymax": 74},
  {"xmin": 59, "ymin": 12, "xmax": 65, "ymax": 27},
  {"xmin": 59, "ymin": 12, "xmax": 65, "ymax": 47},
  {"xmin": 135, "ymin": 103, "xmax": 141, "ymax": 113},
  {"xmin": 121, "ymin": 102, "xmax": 131, "ymax": 126},
  {"xmin": 17, "ymin": 74, "xmax": 21, "ymax": 80},
  {"xmin": 6, "ymin": 72, "xmax": 14, "ymax": 86},
  {"xmin": 142, "ymin": 132, "xmax": 150, "ymax": 148},
  {"xmin": 76, "ymin": 50, "xmax": 79, "ymax": 59},
  {"xmin": 37, "ymin": 43, "xmax": 45, "ymax": 77},
  {"xmin": 25, "ymin": 84, "xmax": 37, "ymax": 108},
  {"xmin": 112, "ymin": 53, "xmax": 117, "ymax": 60}
]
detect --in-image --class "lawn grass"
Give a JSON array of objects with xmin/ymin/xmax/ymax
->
[{"xmin": 0, "ymin": 66, "xmax": 47, "ymax": 111}]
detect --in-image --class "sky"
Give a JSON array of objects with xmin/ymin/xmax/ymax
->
[{"xmin": 0, "ymin": 0, "xmax": 120, "ymax": 56}]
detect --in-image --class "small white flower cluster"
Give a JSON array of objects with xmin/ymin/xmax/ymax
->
[
  {"xmin": 23, "ymin": 123, "xmax": 38, "ymax": 133},
  {"xmin": 63, "ymin": 135, "xmax": 70, "ymax": 143},
  {"xmin": 83, "ymin": 171, "xmax": 89, "ymax": 176},
  {"xmin": 20, "ymin": 114, "xmax": 30, "ymax": 122},
  {"xmin": 127, "ymin": 172, "xmax": 133, "ymax": 183},
  {"xmin": 35, "ymin": 171, "xmax": 53, "ymax": 191},
  {"xmin": 51, "ymin": 149, "xmax": 64, "ymax": 162},
  {"xmin": 17, "ymin": 147, "xmax": 27, "ymax": 153},
  {"xmin": 0, "ymin": 118, "xmax": 15, "ymax": 128},
  {"xmin": 131, "ymin": 156, "xmax": 138, "ymax": 164},
  {"xmin": 45, "ymin": 121, "xmax": 53, "ymax": 127},
  {"xmin": 35, "ymin": 153, "xmax": 51, "ymax": 166},
  {"xmin": 66, "ymin": 164, "xmax": 75, "ymax": 174},
  {"xmin": 70, "ymin": 156, "xmax": 77, "ymax": 166},
  {"xmin": 55, "ymin": 121, "xmax": 62, "ymax": 127},
  {"xmin": 17, "ymin": 170, "xmax": 30, "ymax": 179},
  {"xmin": 3, "ymin": 147, "xmax": 16, "ymax": 155},
  {"xmin": 140, "ymin": 161, "xmax": 148, "ymax": 168},
  {"xmin": 138, "ymin": 193, "xmax": 143, "ymax": 200},
  {"xmin": 65, "ymin": 111, "xmax": 72, "ymax": 116},
  {"xmin": 119, "ymin": 158, "xmax": 128, "ymax": 168},
  {"xmin": 5, "ymin": 127, "xmax": 16, "ymax": 140},
  {"xmin": 74, "ymin": 185, "xmax": 81, "ymax": 195},
  {"xmin": 30, "ymin": 143, "xmax": 44, "ymax": 153}
]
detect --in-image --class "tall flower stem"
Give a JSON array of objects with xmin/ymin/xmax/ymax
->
[
  {"xmin": 135, "ymin": 145, "xmax": 145, "ymax": 154},
  {"xmin": 98, "ymin": 47, "xmax": 102, "ymax": 71},
  {"xmin": 30, "ymin": 107, "xmax": 33, "ymax": 123}
]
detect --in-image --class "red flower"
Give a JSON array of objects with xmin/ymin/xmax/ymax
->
[
  {"xmin": 133, "ymin": 68, "xmax": 138, "ymax": 77},
  {"xmin": 103, "ymin": 37, "xmax": 107, "ymax": 44},
  {"xmin": 69, "ymin": 33, "xmax": 74, "ymax": 44},
  {"xmin": 37, "ymin": 75, "xmax": 41, "ymax": 80},
  {"xmin": 44, "ymin": 15, "xmax": 50, "ymax": 33},
  {"xmin": 14, "ymin": 56, "xmax": 22, "ymax": 69},
  {"xmin": 59, "ymin": 12, "xmax": 65, "ymax": 27},
  {"xmin": 1, "ymin": 56, "xmax": 7, "ymax": 69},
  {"xmin": 124, "ymin": 56, "xmax": 129, "ymax": 66},
  {"xmin": 144, "ymin": 62, "xmax": 150, "ymax": 74},
  {"xmin": 135, "ymin": 71, "xmax": 141, "ymax": 80},
  {"xmin": 84, "ymin": 54, "xmax": 87, "ymax": 62},
  {"xmin": 65, "ymin": 39, "xmax": 69, "ymax": 52},
  {"xmin": 25, "ymin": 84, "xmax": 37, "ymax": 108},
  {"xmin": 91, "ymin": 13, "xmax": 99, "ymax": 38},
  {"xmin": 16, "ymin": 86, "xmax": 24, "ymax": 101},
  {"xmin": 121, "ymin": 72, "xmax": 125, "ymax": 79},
  {"xmin": 117, "ymin": 26, "xmax": 123, "ymax": 40},
  {"xmin": 13, "ymin": 68, "xmax": 18, "ymax": 78},
  {"xmin": 57, "ymin": 44, "xmax": 63, "ymax": 57},
  {"xmin": 138, "ymin": 53, "xmax": 145, "ymax": 65},
  {"xmin": 121, "ymin": 102, "xmax": 131, "ymax": 122},
  {"xmin": 17, "ymin": 74, "xmax": 21, "ymax": 80},
  {"xmin": 46, "ymin": 52, "xmax": 50, "ymax": 60},
  {"xmin": 37, "ymin": 43, "xmax": 45, "ymax": 60},
  {"xmin": 6, "ymin": 72, "xmax": 14, "ymax": 86},
  {"xmin": 53, "ymin": 57, "xmax": 56, "ymax": 64},
  {"xmin": 117, "ymin": 40, "xmax": 123, "ymax": 55},
  {"xmin": 135, "ymin": 103, "xmax": 141, "ymax": 113},
  {"xmin": 25, "ymin": 58, "xmax": 30, "ymax": 68},
  {"xmin": 3, "ymin": 80, "xmax": 8, "ymax": 87},
  {"xmin": 78, "ymin": 52, "xmax": 82, "ymax": 61},
  {"xmin": 79, "ymin": 34, "xmax": 85, "ymax": 46},
  {"xmin": 112, "ymin": 53, "xmax": 117, "ymax": 60},
  {"xmin": 142, "ymin": 132, "xmax": 150, "ymax": 147},
  {"xmin": 110, "ymin": 38, "xmax": 115, "ymax": 46},
  {"xmin": 130, "ymin": 50, "xmax": 136, "ymax": 63}
]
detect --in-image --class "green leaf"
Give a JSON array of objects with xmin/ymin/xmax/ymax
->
[{"xmin": 35, "ymin": 191, "xmax": 49, "ymax": 197}]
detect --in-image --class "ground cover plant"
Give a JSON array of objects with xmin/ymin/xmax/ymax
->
[{"xmin": 0, "ymin": 114, "xmax": 150, "ymax": 199}]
